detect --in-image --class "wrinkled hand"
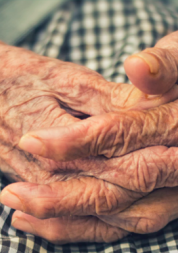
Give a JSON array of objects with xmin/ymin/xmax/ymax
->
[
  {"xmin": 17, "ymin": 31, "xmax": 178, "ymax": 161},
  {"xmin": 3, "ymin": 115, "xmax": 178, "ymax": 243},
  {"xmin": 1, "ymin": 31, "xmax": 178, "ymax": 244},
  {"xmin": 0, "ymin": 40, "xmax": 171, "ymax": 183},
  {"xmin": 2, "ymin": 160, "xmax": 178, "ymax": 244},
  {"xmin": 2, "ymin": 186, "xmax": 178, "ymax": 244}
]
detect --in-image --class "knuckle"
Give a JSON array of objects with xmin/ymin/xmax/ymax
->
[
  {"xmin": 118, "ymin": 114, "xmax": 139, "ymax": 156},
  {"xmin": 94, "ymin": 219, "xmax": 126, "ymax": 243},
  {"xmin": 78, "ymin": 178, "xmax": 118, "ymax": 216},
  {"xmin": 92, "ymin": 113, "xmax": 124, "ymax": 157},
  {"xmin": 133, "ymin": 213, "xmax": 166, "ymax": 234},
  {"xmin": 45, "ymin": 231, "xmax": 64, "ymax": 245},
  {"xmin": 31, "ymin": 184, "xmax": 57, "ymax": 218},
  {"xmin": 131, "ymin": 152, "xmax": 158, "ymax": 192},
  {"xmin": 160, "ymin": 148, "xmax": 178, "ymax": 187},
  {"xmin": 33, "ymin": 203, "xmax": 55, "ymax": 219},
  {"xmin": 87, "ymin": 117, "xmax": 108, "ymax": 156},
  {"xmin": 93, "ymin": 181, "xmax": 118, "ymax": 215}
]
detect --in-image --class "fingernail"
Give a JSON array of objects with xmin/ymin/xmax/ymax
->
[
  {"xmin": 0, "ymin": 191, "xmax": 23, "ymax": 211},
  {"xmin": 145, "ymin": 94, "xmax": 162, "ymax": 100},
  {"xmin": 19, "ymin": 135, "xmax": 44, "ymax": 155},
  {"xmin": 12, "ymin": 218, "xmax": 34, "ymax": 234},
  {"xmin": 134, "ymin": 53, "xmax": 159, "ymax": 74}
]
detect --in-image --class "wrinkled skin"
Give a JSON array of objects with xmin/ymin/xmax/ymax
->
[
  {"xmin": 1, "ymin": 40, "xmax": 177, "ymax": 184},
  {"xmin": 1, "ymin": 31, "xmax": 178, "ymax": 244}
]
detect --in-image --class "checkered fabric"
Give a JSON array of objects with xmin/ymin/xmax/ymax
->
[{"xmin": 1, "ymin": 0, "xmax": 178, "ymax": 252}]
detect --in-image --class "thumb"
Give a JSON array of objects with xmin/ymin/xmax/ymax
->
[{"xmin": 124, "ymin": 31, "xmax": 178, "ymax": 95}]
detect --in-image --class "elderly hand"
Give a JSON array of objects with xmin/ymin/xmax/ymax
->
[
  {"xmin": 3, "ymin": 106, "xmax": 178, "ymax": 243},
  {"xmin": 1, "ymin": 30, "xmax": 178, "ymax": 244},
  {"xmin": 0, "ymin": 41, "xmax": 171, "ymax": 183},
  {"xmin": 2, "ymin": 186, "xmax": 178, "ymax": 244},
  {"xmin": 17, "ymin": 31, "xmax": 178, "ymax": 161},
  {"xmin": 2, "ymin": 154, "xmax": 178, "ymax": 244}
]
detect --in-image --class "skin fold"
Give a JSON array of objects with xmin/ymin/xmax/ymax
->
[{"xmin": 1, "ymin": 31, "xmax": 178, "ymax": 244}]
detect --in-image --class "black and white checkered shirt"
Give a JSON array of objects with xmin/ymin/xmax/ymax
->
[{"xmin": 1, "ymin": 0, "xmax": 178, "ymax": 252}]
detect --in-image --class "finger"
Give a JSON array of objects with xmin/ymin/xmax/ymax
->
[
  {"xmin": 49, "ymin": 145, "xmax": 178, "ymax": 194},
  {"xmin": 124, "ymin": 31, "xmax": 178, "ymax": 95},
  {"xmin": 0, "ymin": 177, "xmax": 144, "ymax": 219},
  {"xmin": 2, "ymin": 147, "xmax": 178, "ymax": 221},
  {"xmin": 3, "ymin": 146, "xmax": 178, "ymax": 204},
  {"xmin": 11, "ymin": 211, "xmax": 128, "ymax": 244},
  {"xmin": 19, "ymin": 98, "xmax": 178, "ymax": 160},
  {"xmin": 97, "ymin": 146, "xmax": 178, "ymax": 193},
  {"xmin": 99, "ymin": 187, "xmax": 178, "ymax": 234}
]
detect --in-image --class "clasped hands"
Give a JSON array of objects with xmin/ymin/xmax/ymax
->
[{"xmin": 1, "ymin": 31, "xmax": 178, "ymax": 244}]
